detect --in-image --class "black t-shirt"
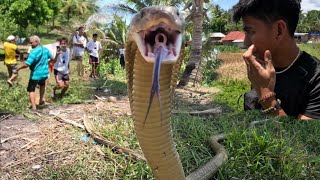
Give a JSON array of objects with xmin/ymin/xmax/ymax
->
[{"xmin": 274, "ymin": 51, "xmax": 320, "ymax": 119}]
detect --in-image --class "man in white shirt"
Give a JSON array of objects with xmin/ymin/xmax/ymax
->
[
  {"xmin": 86, "ymin": 33, "xmax": 102, "ymax": 79},
  {"xmin": 73, "ymin": 26, "xmax": 87, "ymax": 77},
  {"xmin": 53, "ymin": 37, "xmax": 71, "ymax": 98}
]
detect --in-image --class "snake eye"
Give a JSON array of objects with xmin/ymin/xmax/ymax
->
[
  {"xmin": 141, "ymin": 10, "xmax": 145, "ymax": 18},
  {"xmin": 176, "ymin": 10, "xmax": 180, "ymax": 16}
]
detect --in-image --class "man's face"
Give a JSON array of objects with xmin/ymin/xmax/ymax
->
[
  {"xmin": 60, "ymin": 40, "xmax": 68, "ymax": 51},
  {"xmin": 242, "ymin": 16, "xmax": 278, "ymax": 60},
  {"xmin": 78, "ymin": 28, "xmax": 84, "ymax": 36},
  {"xmin": 29, "ymin": 38, "xmax": 39, "ymax": 48},
  {"xmin": 93, "ymin": 36, "xmax": 97, "ymax": 41}
]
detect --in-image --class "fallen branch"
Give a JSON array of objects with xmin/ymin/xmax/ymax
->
[
  {"xmin": 186, "ymin": 134, "xmax": 227, "ymax": 180},
  {"xmin": 173, "ymin": 108, "xmax": 222, "ymax": 116},
  {"xmin": 65, "ymin": 100, "xmax": 96, "ymax": 105},
  {"xmin": 83, "ymin": 115, "xmax": 145, "ymax": 161},
  {"xmin": 0, "ymin": 114, "xmax": 12, "ymax": 122},
  {"xmin": 94, "ymin": 94, "xmax": 105, "ymax": 101},
  {"xmin": 54, "ymin": 116, "xmax": 85, "ymax": 130}
]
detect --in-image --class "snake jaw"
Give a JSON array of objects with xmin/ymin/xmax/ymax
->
[{"xmin": 133, "ymin": 25, "xmax": 183, "ymax": 64}]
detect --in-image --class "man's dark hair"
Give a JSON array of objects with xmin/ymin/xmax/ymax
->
[
  {"xmin": 92, "ymin": 33, "xmax": 98, "ymax": 37},
  {"xmin": 60, "ymin": 37, "xmax": 68, "ymax": 43},
  {"xmin": 232, "ymin": 0, "xmax": 301, "ymax": 37}
]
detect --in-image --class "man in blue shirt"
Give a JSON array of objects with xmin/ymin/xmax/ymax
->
[{"xmin": 15, "ymin": 35, "xmax": 54, "ymax": 111}]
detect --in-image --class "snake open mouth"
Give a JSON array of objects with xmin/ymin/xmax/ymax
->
[{"xmin": 133, "ymin": 24, "xmax": 183, "ymax": 63}]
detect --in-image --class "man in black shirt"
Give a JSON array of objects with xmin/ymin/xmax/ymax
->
[{"xmin": 232, "ymin": 0, "xmax": 320, "ymax": 119}]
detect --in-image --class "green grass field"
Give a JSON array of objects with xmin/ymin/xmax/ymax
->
[
  {"xmin": 1, "ymin": 40, "xmax": 319, "ymax": 179},
  {"xmin": 298, "ymin": 43, "xmax": 320, "ymax": 59},
  {"xmin": 0, "ymin": 60, "xmax": 99, "ymax": 113}
]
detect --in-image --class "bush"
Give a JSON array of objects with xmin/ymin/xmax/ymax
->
[
  {"xmin": 97, "ymin": 58, "xmax": 125, "ymax": 78},
  {"xmin": 0, "ymin": 83, "xmax": 29, "ymax": 113}
]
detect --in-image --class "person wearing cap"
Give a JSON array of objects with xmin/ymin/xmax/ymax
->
[
  {"xmin": 86, "ymin": 33, "xmax": 102, "ymax": 79},
  {"xmin": 72, "ymin": 26, "xmax": 87, "ymax": 77},
  {"xmin": 4, "ymin": 35, "xmax": 21, "ymax": 86},
  {"xmin": 15, "ymin": 35, "xmax": 54, "ymax": 111}
]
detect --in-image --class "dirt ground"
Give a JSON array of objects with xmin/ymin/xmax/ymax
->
[{"xmin": 0, "ymin": 85, "xmax": 221, "ymax": 179}]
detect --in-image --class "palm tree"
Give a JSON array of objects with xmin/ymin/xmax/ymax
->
[
  {"xmin": 102, "ymin": 15, "xmax": 128, "ymax": 61},
  {"xmin": 60, "ymin": 0, "xmax": 99, "ymax": 23},
  {"xmin": 178, "ymin": 0, "xmax": 208, "ymax": 87},
  {"xmin": 110, "ymin": 0, "xmax": 182, "ymax": 15},
  {"xmin": 109, "ymin": 0, "xmax": 211, "ymax": 87}
]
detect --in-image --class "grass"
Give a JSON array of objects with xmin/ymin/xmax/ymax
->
[
  {"xmin": 212, "ymin": 79, "xmax": 250, "ymax": 113},
  {"xmin": 298, "ymin": 43, "xmax": 320, "ymax": 59},
  {"xmin": 218, "ymin": 114, "xmax": 320, "ymax": 179},
  {"xmin": 22, "ymin": 110, "xmax": 319, "ymax": 179},
  {"xmin": 1, "ymin": 40, "xmax": 320, "ymax": 179},
  {"xmin": 0, "ymin": 60, "xmax": 99, "ymax": 112},
  {"xmin": 0, "ymin": 82, "xmax": 29, "ymax": 113}
]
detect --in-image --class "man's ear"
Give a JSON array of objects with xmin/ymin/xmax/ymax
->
[{"xmin": 274, "ymin": 20, "xmax": 287, "ymax": 40}]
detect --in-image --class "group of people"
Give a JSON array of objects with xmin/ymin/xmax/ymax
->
[
  {"xmin": 3, "ymin": 26, "xmax": 103, "ymax": 111},
  {"xmin": 71, "ymin": 26, "xmax": 103, "ymax": 79},
  {"xmin": 2, "ymin": 0, "xmax": 319, "ymax": 119}
]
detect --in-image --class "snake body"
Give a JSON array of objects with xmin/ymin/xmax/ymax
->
[
  {"xmin": 125, "ymin": 6, "xmax": 227, "ymax": 180},
  {"xmin": 125, "ymin": 6, "xmax": 185, "ymax": 179}
]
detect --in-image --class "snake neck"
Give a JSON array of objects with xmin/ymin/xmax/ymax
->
[{"xmin": 130, "ymin": 51, "xmax": 185, "ymax": 179}]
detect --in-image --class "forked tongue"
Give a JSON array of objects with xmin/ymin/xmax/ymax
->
[{"xmin": 144, "ymin": 33, "xmax": 168, "ymax": 126}]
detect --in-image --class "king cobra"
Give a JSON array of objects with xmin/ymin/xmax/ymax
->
[{"xmin": 125, "ymin": 6, "xmax": 227, "ymax": 180}]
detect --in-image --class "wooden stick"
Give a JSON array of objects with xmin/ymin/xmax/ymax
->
[
  {"xmin": 173, "ymin": 108, "xmax": 222, "ymax": 116},
  {"xmin": 83, "ymin": 115, "xmax": 145, "ymax": 161},
  {"xmin": 54, "ymin": 116, "xmax": 85, "ymax": 130},
  {"xmin": 94, "ymin": 94, "xmax": 104, "ymax": 101},
  {"xmin": 20, "ymin": 138, "xmax": 39, "ymax": 149},
  {"xmin": 0, "ymin": 114, "xmax": 12, "ymax": 122}
]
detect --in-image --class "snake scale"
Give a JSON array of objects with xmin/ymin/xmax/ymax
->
[{"xmin": 125, "ymin": 6, "xmax": 227, "ymax": 180}]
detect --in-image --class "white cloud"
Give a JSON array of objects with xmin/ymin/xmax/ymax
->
[{"xmin": 301, "ymin": 0, "xmax": 320, "ymax": 12}]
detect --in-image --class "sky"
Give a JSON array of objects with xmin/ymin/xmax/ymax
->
[
  {"xmin": 213, "ymin": 0, "xmax": 320, "ymax": 12},
  {"xmin": 95, "ymin": 0, "xmax": 320, "ymax": 24},
  {"xmin": 99, "ymin": 0, "xmax": 320, "ymax": 12}
]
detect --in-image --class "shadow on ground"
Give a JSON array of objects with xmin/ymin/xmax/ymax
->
[
  {"xmin": 0, "ymin": 72, "xmax": 8, "ymax": 81},
  {"xmin": 88, "ymin": 78, "xmax": 128, "ymax": 98}
]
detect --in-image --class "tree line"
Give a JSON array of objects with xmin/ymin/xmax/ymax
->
[
  {"xmin": 1, "ymin": 0, "xmax": 319, "ymax": 87},
  {"xmin": 0, "ymin": 0, "xmax": 98, "ymax": 40}
]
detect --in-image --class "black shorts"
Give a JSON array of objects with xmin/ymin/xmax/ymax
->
[
  {"xmin": 89, "ymin": 55, "xmax": 99, "ymax": 64},
  {"xmin": 120, "ymin": 55, "xmax": 125, "ymax": 68},
  {"xmin": 54, "ymin": 69, "xmax": 69, "ymax": 82},
  {"xmin": 27, "ymin": 78, "xmax": 47, "ymax": 92},
  {"xmin": 6, "ymin": 64, "xmax": 17, "ymax": 76}
]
